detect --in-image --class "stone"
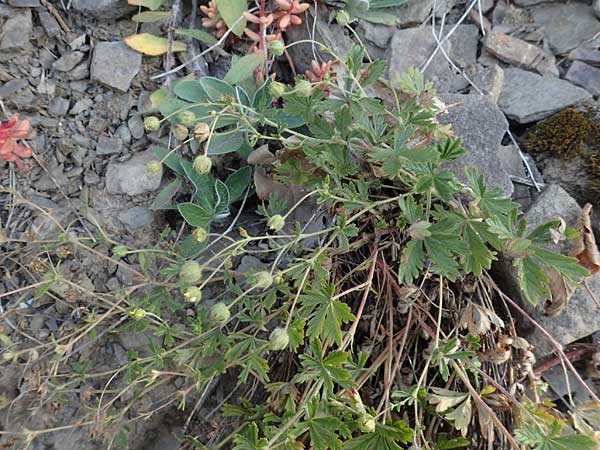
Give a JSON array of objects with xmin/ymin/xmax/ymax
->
[
  {"xmin": 569, "ymin": 40, "xmax": 600, "ymax": 67},
  {"xmin": 536, "ymin": 155, "xmax": 588, "ymax": 204},
  {"xmin": 235, "ymin": 255, "xmax": 269, "ymax": 288},
  {"xmin": 91, "ymin": 42, "xmax": 142, "ymax": 92},
  {"xmin": 595, "ymin": 0, "xmax": 600, "ymax": 20},
  {"xmin": 96, "ymin": 136, "xmax": 123, "ymax": 155},
  {"xmin": 438, "ymin": 94, "xmax": 513, "ymax": 196},
  {"xmin": 357, "ymin": 20, "xmax": 395, "ymax": 49},
  {"xmin": 469, "ymin": 64, "xmax": 504, "ymax": 103},
  {"xmin": 37, "ymin": 9, "xmax": 61, "ymax": 37},
  {"xmin": 69, "ymin": 98, "xmax": 93, "ymax": 115},
  {"xmin": 0, "ymin": 9, "xmax": 32, "ymax": 51},
  {"xmin": 0, "ymin": 79, "xmax": 28, "ymax": 98},
  {"xmin": 497, "ymin": 185, "xmax": 600, "ymax": 357},
  {"xmin": 498, "ymin": 68, "xmax": 592, "ymax": 124},
  {"xmin": 482, "ymin": 31, "xmax": 557, "ymax": 76},
  {"xmin": 88, "ymin": 117, "xmax": 108, "ymax": 133},
  {"xmin": 47, "ymin": 97, "xmax": 70, "ymax": 117},
  {"xmin": 105, "ymin": 150, "xmax": 163, "ymax": 196},
  {"xmin": 389, "ymin": 0, "xmax": 433, "ymax": 27},
  {"xmin": 52, "ymin": 51, "xmax": 85, "ymax": 72},
  {"xmin": 128, "ymin": 115, "xmax": 145, "ymax": 140},
  {"xmin": 118, "ymin": 207, "xmax": 154, "ymax": 231},
  {"xmin": 8, "ymin": 0, "xmax": 40, "ymax": 6},
  {"xmin": 70, "ymin": 0, "xmax": 135, "ymax": 19},
  {"xmin": 116, "ymin": 124, "xmax": 132, "ymax": 144},
  {"xmin": 448, "ymin": 25, "xmax": 479, "ymax": 68},
  {"xmin": 565, "ymin": 61, "xmax": 600, "ymax": 97},
  {"xmin": 497, "ymin": 144, "xmax": 525, "ymax": 179},
  {"xmin": 531, "ymin": 3, "xmax": 600, "ymax": 55},
  {"xmin": 388, "ymin": 28, "xmax": 466, "ymax": 93},
  {"xmin": 542, "ymin": 364, "xmax": 595, "ymax": 404},
  {"xmin": 285, "ymin": 11, "xmax": 354, "ymax": 76},
  {"xmin": 513, "ymin": 0, "xmax": 547, "ymax": 5},
  {"xmin": 0, "ymin": 4, "xmax": 13, "ymax": 17}
]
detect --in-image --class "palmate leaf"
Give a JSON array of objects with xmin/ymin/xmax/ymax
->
[
  {"xmin": 462, "ymin": 223, "xmax": 494, "ymax": 276},
  {"xmin": 232, "ymin": 423, "xmax": 268, "ymax": 450},
  {"xmin": 296, "ymin": 340, "xmax": 352, "ymax": 394},
  {"xmin": 467, "ymin": 168, "xmax": 517, "ymax": 216},
  {"xmin": 515, "ymin": 423, "xmax": 596, "ymax": 450},
  {"xmin": 309, "ymin": 416, "xmax": 345, "ymax": 450},
  {"xmin": 344, "ymin": 421, "xmax": 413, "ymax": 450},
  {"xmin": 398, "ymin": 240, "xmax": 424, "ymax": 285}
]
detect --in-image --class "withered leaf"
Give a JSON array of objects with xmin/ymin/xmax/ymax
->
[
  {"xmin": 570, "ymin": 203, "xmax": 600, "ymax": 275},
  {"xmin": 544, "ymin": 268, "xmax": 577, "ymax": 317}
]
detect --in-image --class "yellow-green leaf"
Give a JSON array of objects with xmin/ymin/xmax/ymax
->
[
  {"xmin": 215, "ymin": 0, "xmax": 247, "ymax": 36},
  {"xmin": 223, "ymin": 53, "xmax": 265, "ymax": 85},
  {"xmin": 128, "ymin": 0, "xmax": 165, "ymax": 10},
  {"xmin": 124, "ymin": 33, "xmax": 187, "ymax": 56},
  {"xmin": 175, "ymin": 28, "xmax": 218, "ymax": 45},
  {"xmin": 132, "ymin": 11, "xmax": 171, "ymax": 22}
]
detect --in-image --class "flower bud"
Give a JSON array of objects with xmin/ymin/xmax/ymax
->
[
  {"xmin": 253, "ymin": 271, "xmax": 273, "ymax": 290},
  {"xmin": 173, "ymin": 124, "xmax": 189, "ymax": 141},
  {"xmin": 269, "ymin": 327, "xmax": 289, "ymax": 351},
  {"xmin": 146, "ymin": 160, "xmax": 162, "ymax": 175},
  {"xmin": 268, "ymin": 39, "xmax": 285, "ymax": 56},
  {"xmin": 183, "ymin": 286, "xmax": 202, "ymax": 303},
  {"xmin": 129, "ymin": 308, "xmax": 146, "ymax": 320},
  {"xmin": 2, "ymin": 349, "xmax": 15, "ymax": 362},
  {"xmin": 269, "ymin": 81, "xmax": 286, "ymax": 97},
  {"xmin": 295, "ymin": 79, "xmax": 312, "ymax": 97},
  {"xmin": 144, "ymin": 116, "xmax": 160, "ymax": 131},
  {"xmin": 112, "ymin": 245, "xmax": 128, "ymax": 258},
  {"xmin": 194, "ymin": 122, "xmax": 211, "ymax": 142},
  {"xmin": 210, "ymin": 302, "xmax": 230, "ymax": 324},
  {"xmin": 193, "ymin": 227, "xmax": 208, "ymax": 243},
  {"xmin": 193, "ymin": 155, "xmax": 212, "ymax": 175},
  {"xmin": 358, "ymin": 414, "xmax": 376, "ymax": 433},
  {"xmin": 336, "ymin": 9, "xmax": 351, "ymax": 26},
  {"xmin": 180, "ymin": 260, "xmax": 202, "ymax": 284},
  {"xmin": 267, "ymin": 214, "xmax": 285, "ymax": 232},
  {"xmin": 177, "ymin": 111, "xmax": 197, "ymax": 127}
]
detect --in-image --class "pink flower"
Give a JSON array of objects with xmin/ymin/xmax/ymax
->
[{"xmin": 0, "ymin": 114, "xmax": 32, "ymax": 170}]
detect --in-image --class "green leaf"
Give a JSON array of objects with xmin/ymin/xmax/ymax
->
[
  {"xmin": 132, "ymin": 11, "xmax": 171, "ymax": 22},
  {"xmin": 361, "ymin": 60, "xmax": 387, "ymax": 87},
  {"xmin": 175, "ymin": 28, "xmax": 218, "ymax": 45},
  {"xmin": 181, "ymin": 161, "xmax": 216, "ymax": 211},
  {"xmin": 514, "ymin": 256, "xmax": 550, "ymax": 305},
  {"xmin": 233, "ymin": 423, "xmax": 268, "ymax": 450},
  {"xmin": 344, "ymin": 421, "xmax": 413, "ymax": 450},
  {"xmin": 515, "ymin": 423, "xmax": 597, "ymax": 450},
  {"xmin": 398, "ymin": 240, "xmax": 424, "ymax": 285},
  {"xmin": 150, "ymin": 179, "xmax": 181, "ymax": 210},
  {"xmin": 154, "ymin": 146, "xmax": 185, "ymax": 176},
  {"xmin": 215, "ymin": 0, "xmax": 247, "ymax": 36},
  {"xmin": 127, "ymin": 0, "xmax": 164, "ymax": 10},
  {"xmin": 467, "ymin": 168, "xmax": 517, "ymax": 217},
  {"xmin": 533, "ymin": 247, "xmax": 589, "ymax": 282},
  {"xmin": 462, "ymin": 223, "xmax": 494, "ymax": 276},
  {"xmin": 225, "ymin": 166, "xmax": 252, "ymax": 203},
  {"xmin": 224, "ymin": 53, "xmax": 265, "ymax": 85},
  {"xmin": 200, "ymin": 77, "xmax": 236, "ymax": 101},
  {"xmin": 309, "ymin": 416, "xmax": 344, "ymax": 450},
  {"xmin": 434, "ymin": 434, "xmax": 470, "ymax": 450},
  {"xmin": 177, "ymin": 203, "xmax": 212, "ymax": 228},
  {"xmin": 177, "ymin": 233, "xmax": 207, "ymax": 259},
  {"xmin": 207, "ymin": 129, "xmax": 246, "ymax": 155},
  {"xmin": 124, "ymin": 33, "xmax": 186, "ymax": 56},
  {"xmin": 369, "ymin": 0, "xmax": 409, "ymax": 8},
  {"xmin": 352, "ymin": 9, "xmax": 399, "ymax": 25},
  {"xmin": 174, "ymin": 80, "xmax": 210, "ymax": 103},
  {"xmin": 296, "ymin": 340, "xmax": 352, "ymax": 394}
]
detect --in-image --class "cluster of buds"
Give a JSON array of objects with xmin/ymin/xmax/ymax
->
[
  {"xmin": 273, "ymin": 0, "xmax": 310, "ymax": 31},
  {"xmin": 0, "ymin": 114, "xmax": 32, "ymax": 171},
  {"xmin": 200, "ymin": 0, "xmax": 228, "ymax": 38},
  {"xmin": 305, "ymin": 60, "xmax": 334, "ymax": 84}
]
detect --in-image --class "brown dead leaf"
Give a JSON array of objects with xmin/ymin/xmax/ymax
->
[
  {"xmin": 570, "ymin": 204, "xmax": 600, "ymax": 275},
  {"xmin": 247, "ymin": 144, "xmax": 275, "ymax": 165},
  {"xmin": 544, "ymin": 268, "xmax": 577, "ymax": 317}
]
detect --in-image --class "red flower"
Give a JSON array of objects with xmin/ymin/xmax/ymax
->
[{"xmin": 0, "ymin": 114, "xmax": 32, "ymax": 170}]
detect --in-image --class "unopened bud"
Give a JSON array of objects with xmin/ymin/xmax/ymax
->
[
  {"xmin": 210, "ymin": 302, "xmax": 230, "ymax": 324},
  {"xmin": 336, "ymin": 9, "xmax": 351, "ymax": 26},
  {"xmin": 146, "ymin": 160, "xmax": 162, "ymax": 175},
  {"xmin": 268, "ymin": 39, "xmax": 285, "ymax": 56},
  {"xmin": 193, "ymin": 227, "xmax": 208, "ymax": 243},
  {"xmin": 129, "ymin": 308, "xmax": 146, "ymax": 320},
  {"xmin": 173, "ymin": 124, "xmax": 189, "ymax": 141},
  {"xmin": 144, "ymin": 116, "xmax": 160, "ymax": 131},
  {"xmin": 112, "ymin": 245, "xmax": 128, "ymax": 258},
  {"xmin": 183, "ymin": 286, "xmax": 202, "ymax": 303},
  {"xmin": 267, "ymin": 214, "xmax": 285, "ymax": 231},
  {"xmin": 180, "ymin": 260, "xmax": 202, "ymax": 284},
  {"xmin": 269, "ymin": 327, "xmax": 289, "ymax": 351},
  {"xmin": 358, "ymin": 414, "xmax": 376, "ymax": 433},
  {"xmin": 178, "ymin": 111, "xmax": 197, "ymax": 127},
  {"xmin": 295, "ymin": 79, "xmax": 312, "ymax": 97},
  {"xmin": 269, "ymin": 81, "xmax": 286, "ymax": 97},
  {"xmin": 193, "ymin": 155, "xmax": 212, "ymax": 174},
  {"xmin": 194, "ymin": 122, "xmax": 211, "ymax": 142},
  {"xmin": 253, "ymin": 271, "xmax": 273, "ymax": 290}
]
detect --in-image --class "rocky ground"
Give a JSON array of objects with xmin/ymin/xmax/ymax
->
[{"xmin": 1, "ymin": 0, "xmax": 600, "ymax": 448}]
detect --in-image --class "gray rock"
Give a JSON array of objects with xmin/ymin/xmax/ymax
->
[
  {"xmin": 128, "ymin": 115, "xmax": 145, "ymax": 140},
  {"xmin": 69, "ymin": 98, "xmax": 93, "ymax": 115},
  {"xmin": 96, "ymin": 136, "xmax": 123, "ymax": 155},
  {"xmin": 8, "ymin": 0, "xmax": 40, "ymax": 6},
  {"xmin": 119, "ymin": 329, "xmax": 162, "ymax": 352},
  {"xmin": 116, "ymin": 123, "xmax": 132, "ymax": 144},
  {"xmin": 498, "ymin": 185, "xmax": 600, "ymax": 357},
  {"xmin": 531, "ymin": 3, "xmax": 600, "ymax": 55},
  {"xmin": 37, "ymin": 9, "xmax": 61, "ymax": 37},
  {"xmin": 542, "ymin": 364, "xmax": 596, "ymax": 403},
  {"xmin": 388, "ymin": 28, "xmax": 465, "ymax": 93},
  {"xmin": 448, "ymin": 25, "xmax": 479, "ymax": 68},
  {"xmin": 91, "ymin": 42, "xmax": 142, "ymax": 92},
  {"xmin": 357, "ymin": 20, "xmax": 395, "ymax": 49},
  {"xmin": 438, "ymin": 94, "xmax": 513, "ymax": 195},
  {"xmin": 235, "ymin": 255, "xmax": 269, "ymax": 288},
  {"xmin": 536, "ymin": 155, "xmax": 588, "ymax": 204},
  {"xmin": 285, "ymin": 11, "xmax": 354, "ymax": 75},
  {"xmin": 70, "ymin": 0, "xmax": 135, "ymax": 19},
  {"xmin": 565, "ymin": 61, "xmax": 600, "ymax": 97},
  {"xmin": 0, "ymin": 4, "xmax": 13, "ymax": 17},
  {"xmin": 595, "ymin": 0, "xmax": 600, "ymax": 20},
  {"xmin": 498, "ymin": 68, "xmax": 592, "ymax": 124},
  {"xmin": 118, "ymin": 207, "xmax": 154, "ymax": 231},
  {"xmin": 469, "ymin": 64, "xmax": 504, "ymax": 103},
  {"xmin": 497, "ymin": 144, "xmax": 525, "ymax": 179},
  {"xmin": 389, "ymin": 0, "xmax": 433, "ymax": 27},
  {"xmin": 482, "ymin": 31, "xmax": 557, "ymax": 76},
  {"xmin": 88, "ymin": 117, "xmax": 109, "ymax": 133},
  {"xmin": 0, "ymin": 78, "xmax": 28, "ymax": 98},
  {"xmin": 513, "ymin": 0, "xmax": 548, "ymax": 5},
  {"xmin": 568, "ymin": 38, "xmax": 600, "ymax": 66},
  {"xmin": 52, "ymin": 51, "xmax": 85, "ymax": 72},
  {"xmin": 105, "ymin": 150, "xmax": 163, "ymax": 195},
  {"xmin": 0, "ymin": 9, "xmax": 32, "ymax": 50},
  {"xmin": 47, "ymin": 97, "xmax": 70, "ymax": 117}
]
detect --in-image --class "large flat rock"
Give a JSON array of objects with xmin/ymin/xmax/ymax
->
[
  {"xmin": 498, "ymin": 68, "xmax": 592, "ymax": 124},
  {"xmin": 91, "ymin": 41, "xmax": 141, "ymax": 92},
  {"xmin": 106, "ymin": 150, "xmax": 163, "ymax": 196}
]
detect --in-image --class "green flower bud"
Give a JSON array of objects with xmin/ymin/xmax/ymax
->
[
  {"xmin": 194, "ymin": 122, "xmax": 211, "ymax": 142},
  {"xmin": 269, "ymin": 327, "xmax": 289, "ymax": 351},
  {"xmin": 193, "ymin": 227, "xmax": 208, "ymax": 243},
  {"xmin": 358, "ymin": 414, "xmax": 376, "ymax": 433},
  {"xmin": 253, "ymin": 271, "xmax": 273, "ymax": 290},
  {"xmin": 112, "ymin": 245, "xmax": 128, "ymax": 258},
  {"xmin": 144, "ymin": 116, "xmax": 160, "ymax": 131},
  {"xmin": 295, "ymin": 79, "xmax": 313, "ymax": 97},
  {"xmin": 267, "ymin": 214, "xmax": 285, "ymax": 231},
  {"xmin": 173, "ymin": 124, "xmax": 189, "ymax": 141},
  {"xmin": 183, "ymin": 286, "xmax": 202, "ymax": 303},
  {"xmin": 210, "ymin": 302, "xmax": 230, "ymax": 324},
  {"xmin": 180, "ymin": 260, "xmax": 202, "ymax": 284},
  {"xmin": 146, "ymin": 160, "xmax": 162, "ymax": 175},
  {"xmin": 336, "ymin": 9, "xmax": 351, "ymax": 26},
  {"xmin": 193, "ymin": 155, "xmax": 212, "ymax": 175},
  {"xmin": 2, "ymin": 349, "xmax": 15, "ymax": 362},
  {"xmin": 129, "ymin": 308, "xmax": 146, "ymax": 320},
  {"xmin": 177, "ymin": 111, "xmax": 197, "ymax": 127},
  {"xmin": 269, "ymin": 81, "xmax": 286, "ymax": 98},
  {"xmin": 268, "ymin": 39, "xmax": 285, "ymax": 56}
]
